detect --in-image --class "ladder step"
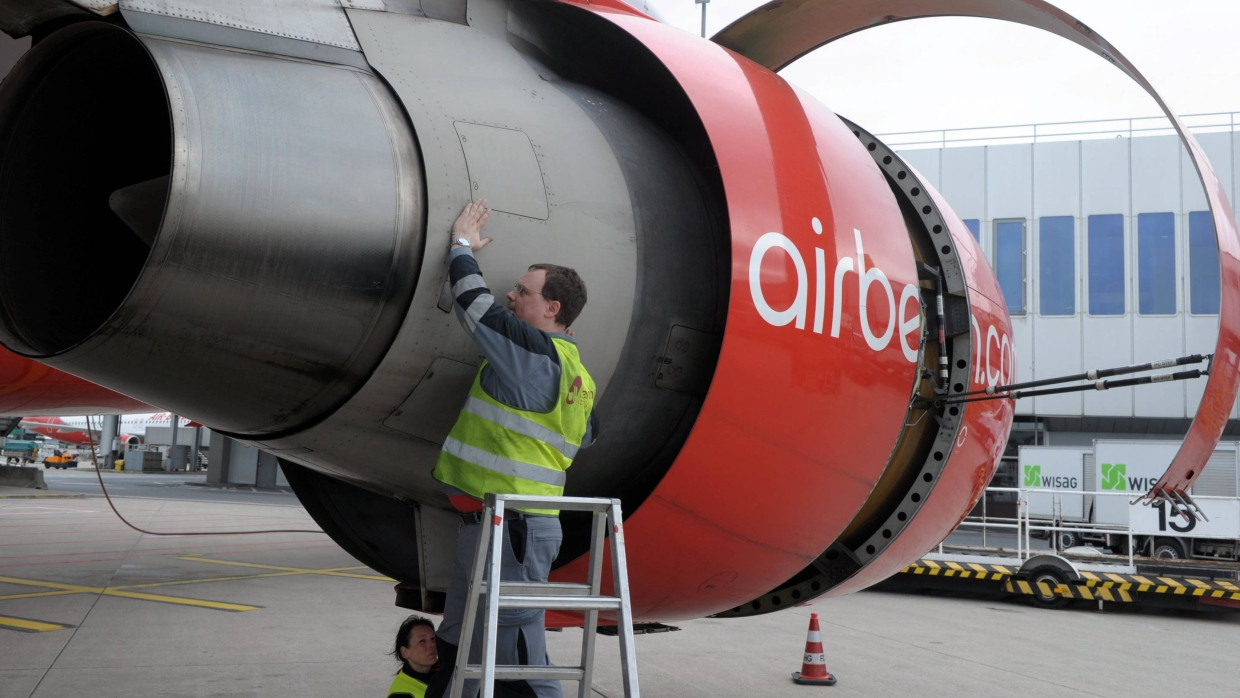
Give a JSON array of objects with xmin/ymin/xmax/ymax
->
[
  {"xmin": 459, "ymin": 664, "xmax": 586, "ymax": 682},
  {"xmin": 489, "ymin": 494, "xmax": 617, "ymax": 513},
  {"xmin": 481, "ymin": 581, "xmax": 594, "ymax": 596},
  {"xmin": 497, "ymin": 594, "xmax": 623, "ymax": 611}
]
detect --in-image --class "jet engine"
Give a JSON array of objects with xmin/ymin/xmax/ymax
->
[{"xmin": 0, "ymin": 0, "xmax": 1231, "ymax": 622}]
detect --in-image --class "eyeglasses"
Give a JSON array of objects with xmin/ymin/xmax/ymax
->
[{"xmin": 513, "ymin": 282, "xmax": 544, "ymax": 298}]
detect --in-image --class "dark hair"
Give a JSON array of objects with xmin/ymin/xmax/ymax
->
[
  {"xmin": 529, "ymin": 263, "xmax": 587, "ymax": 328},
  {"xmin": 392, "ymin": 615, "xmax": 435, "ymax": 672}
]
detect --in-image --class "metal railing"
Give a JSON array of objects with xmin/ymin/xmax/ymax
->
[
  {"xmin": 935, "ymin": 485, "xmax": 1225, "ymax": 569},
  {"xmin": 880, "ymin": 111, "xmax": 1240, "ymax": 150}
]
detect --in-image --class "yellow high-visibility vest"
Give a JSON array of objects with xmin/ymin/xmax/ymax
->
[
  {"xmin": 434, "ymin": 338, "xmax": 594, "ymax": 515},
  {"xmin": 386, "ymin": 669, "xmax": 427, "ymax": 697}
]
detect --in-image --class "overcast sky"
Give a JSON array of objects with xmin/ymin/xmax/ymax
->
[
  {"xmin": 4, "ymin": 2, "xmax": 1235, "ymax": 137},
  {"xmin": 647, "ymin": 0, "xmax": 1240, "ymax": 135}
]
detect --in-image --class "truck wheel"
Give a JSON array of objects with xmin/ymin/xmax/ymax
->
[
  {"xmin": 1026, "ymin": 565, "xmax": 1071, "ymax": 609},
  {"xmin": 1106, "ymin": 536, "xmax": 1130, "ymax": 555},
  {"xmin": 1151, "ymin": 538, "xmax": 1185, "ymax": 559},
  {"xmin": 1057, "ymin": 531, "xmax": 1080, "ymax": 549}
]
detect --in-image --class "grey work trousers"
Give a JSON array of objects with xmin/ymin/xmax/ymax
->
[{"xmin": 436, "ymin": 513, "xmax": 563, "ymax": 698}]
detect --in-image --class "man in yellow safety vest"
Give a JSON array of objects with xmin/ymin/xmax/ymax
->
[{"xmin": 428, "ymin": 199, "xmax": 597, "ymax": 698}]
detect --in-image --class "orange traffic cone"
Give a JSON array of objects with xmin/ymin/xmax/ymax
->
[{"xmin": 792, "ymin": 612, "xmax": 837, "ymax": 686}]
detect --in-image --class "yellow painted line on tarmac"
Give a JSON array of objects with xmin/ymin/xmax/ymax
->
[
  {"xmin": 0, "ymin": 574, "xmax": 260, "ymax": 612},
  {"xmin": 101, "ymin": 589, "xmax": 258, "ymax": 611},
  {"xmin": 0, "ymin": 575, "xmax": 95, "ymax": 593},
  {"xmin": 178, "ymin": 555, "xmax": 391, "ymax": 581},
  {"xmin": 120, "ymin": 571, "xmax": 311, "ymax": 588},
  {"xmin": 0, "ymin": 615, "xmax": 73, "ymax": 632},
  {"xmin": 0, "ymin": 589, "xmax": 82, "ymax": 602},
  {"xmin": 0, "ymin": 554, "xmax": 392, "ymax": 632}
]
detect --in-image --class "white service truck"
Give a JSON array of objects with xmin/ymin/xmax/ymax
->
[{"xmin": 1018, "ymin": 440, "xmax": 1240, "ymax": 560}]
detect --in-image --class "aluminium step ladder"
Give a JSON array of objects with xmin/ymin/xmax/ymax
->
[{"xmin": 449, "ymin": 493, "xmax": 640, "ymax": 698}]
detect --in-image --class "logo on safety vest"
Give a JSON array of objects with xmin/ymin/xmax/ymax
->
[{"xmin": 566, "ymin": 375, "xmax": 582, "ymax": 405}]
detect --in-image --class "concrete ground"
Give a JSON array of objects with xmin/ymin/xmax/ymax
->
[{"xmin": 2, "ymin": 479, "xmax": 1239, "ymax": 697}]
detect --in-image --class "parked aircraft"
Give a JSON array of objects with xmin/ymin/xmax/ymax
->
[
  {"xmin": 0, "ymin": 0, "xmax": 1234, "ymax": 624},
  {"xmin": 19, "ymin": 413, "xmax": 201, "ymax": 447},
  {"xmin": 0, "ymin": 350, "xmax": 149, "ymax": 415}
]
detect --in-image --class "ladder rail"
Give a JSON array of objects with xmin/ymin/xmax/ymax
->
[
  {"xmin": 609, "ymin": 498, "xmax": 640, "ymax": 698},
  {"xmin": 449, "ymin": 504, "xmax": 496, "ymax": 698},
  {"xmin": 479, "ymin": 498, "xmax": 508, "ymax": 698},
  {"xmin": 576, "ymin": 508, "xmax": 608, "ymax": 697}
]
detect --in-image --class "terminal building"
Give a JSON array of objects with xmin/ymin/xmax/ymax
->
[{"xmin": 891, "ymin": 114, "xmax": 1240, "ymax": 485}]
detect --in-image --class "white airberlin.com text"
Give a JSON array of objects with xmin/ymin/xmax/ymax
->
[
  {"xmin": 747, "ymin": 219, "xmax": 1014, "ymax": 388},
  {"xmin": 748, "ymin": 222, "xmax": 919, "ymax": 362}
]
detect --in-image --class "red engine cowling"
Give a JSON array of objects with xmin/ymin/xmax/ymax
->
[{"xmin": 547, "ymin": 4, "xmax": 1012, "ymax": 619}]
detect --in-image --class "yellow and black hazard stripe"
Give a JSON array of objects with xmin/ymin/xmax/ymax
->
[
  {"xmin": 1001, "ymin": 576, "xmax": 1135, "ymax": 602},
  {"xmin": 1076, "ymin": 570, "xmax": 1240, "ymax": 603},
  {"xmin": 898, "ymin": 558, "xmax": 1240, "ymax": 605},
  {"xmin": 900, "ymin": 559, "xmax": 1015, "ymax": 582}
]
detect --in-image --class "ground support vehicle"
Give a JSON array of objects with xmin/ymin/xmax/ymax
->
[
  {"xmin": 1, "ymin": 439, "xmax": 40, "ymax": 465},
  {"xmin": 1018, "ymin": 441, "xmax": 1240, "ymax": 561},
  {"xmin": 877, "ymin": 487, "xmax": 1240, "ymax": 611},
  {"xmin": 42, "ymin": 451, "xmax": 78, "ymax": 469}
]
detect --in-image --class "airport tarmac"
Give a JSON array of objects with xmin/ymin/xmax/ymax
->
[{"xmin": 2, "ymin": 470, "xmax": 1239, "ymax": 697}]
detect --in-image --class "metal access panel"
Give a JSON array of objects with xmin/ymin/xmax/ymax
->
[
  {"xmin": 384, "ymin": 357, "xmax": 477, "ymax": 445},
  {"xmin": 655, "ymin": 325, "xmax": 722, "ymax": 396},
  {"xmin": 455, "ymin": 121, "xmax": 549, "ymax": 220}
]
